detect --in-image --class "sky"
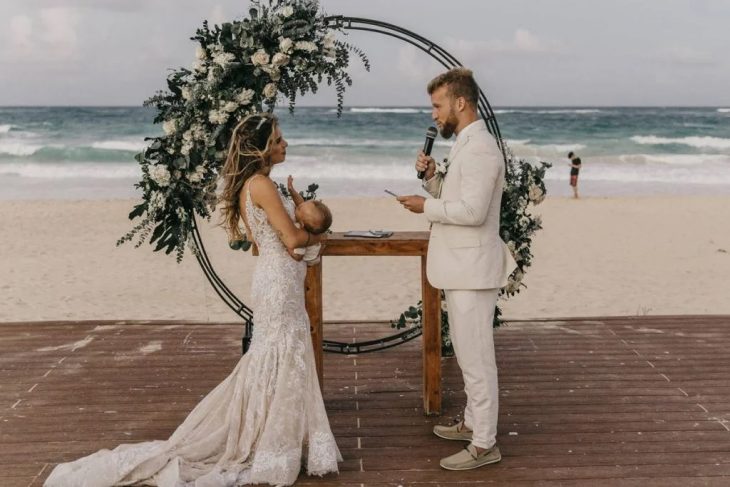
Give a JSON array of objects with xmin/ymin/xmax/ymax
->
[{"xmin": 1, "ymin": 0, "xmax": 729, "ymax": 107}]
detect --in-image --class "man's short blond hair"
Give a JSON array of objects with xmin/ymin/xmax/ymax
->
[{"xmin": 427, "ymin": 68, "xmax": 479, "ymax": 108}]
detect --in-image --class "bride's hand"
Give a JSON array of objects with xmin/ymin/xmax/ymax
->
[{"xmin": 287, "ymin": 175, "xmax": 296, "ymax": 194}]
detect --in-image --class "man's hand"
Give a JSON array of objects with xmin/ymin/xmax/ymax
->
[
  {"xmin": 397, "ymin": 195, "xmax": 426, "ymax": 214},
  {"xmin": 416, "ymin": 151, "xmax": 436, "ymax": 180}
]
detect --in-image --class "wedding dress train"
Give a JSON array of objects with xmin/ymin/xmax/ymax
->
[{"xmin": 45, "ymin": 187, "xmax": 341, "ymax": 486}]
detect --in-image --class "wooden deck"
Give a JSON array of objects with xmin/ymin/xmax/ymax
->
[{"xmin": 2, "ymin": 316, "xmax": 730, "ymax": 486}]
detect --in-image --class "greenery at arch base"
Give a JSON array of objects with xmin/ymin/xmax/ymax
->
[{"xmin": 117, "ymin": 0, "xmax": 551, "ymax": 356}]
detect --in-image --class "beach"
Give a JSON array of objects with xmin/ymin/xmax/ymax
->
[{"xmin": 2, "ymin": 195, "xmax": 729, "ymax": 324}]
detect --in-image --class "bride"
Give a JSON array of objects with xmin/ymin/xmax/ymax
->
[{"xmin": 45, "ymin": 113, "xmax": 341, "ymax": 486}]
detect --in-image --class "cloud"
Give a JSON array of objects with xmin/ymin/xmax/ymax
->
[
  {"xmin": 446, "ymin": 29, "xmax": 563, "ymax": 58},
  {"xmin": 2, "ymin": 8, "xmax": 79, "ymax": 61},
  {"xmin": 8, "ymin": 15, "xmax": 34, "ymax": 53},
  {"xmin": 39, "ymin": 8, "xmax": 79, "ymax": 59},
  {"xmin": 663, "ymin": 47, "xmax": 715, "ymax": 66}
]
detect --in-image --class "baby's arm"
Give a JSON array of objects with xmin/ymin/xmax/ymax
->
[{"xmin": 287, "ymin": 175, "xmax": 305, "ymax": 206}]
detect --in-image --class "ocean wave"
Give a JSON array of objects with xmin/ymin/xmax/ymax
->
[
  {"xmin": 504, "ymin": 139, "xmax": 532, "ymax": 146},
  {"xmin": 0, "ymin": 162, "xmax": 141, "ymax": 179},
  {"xmin": 91, "ymin": 140, "xmax": 146, "ymax": 152},
  {"xmin": 618, "ymin": 154, "xmax": 730, "ymax": 166},
  {"xmin": 342, "ymin": 108, "xmax": 430, "ymax": 114},
  {"xmin": 718, "ymin": 108, "xmax": 730, "ymax": 113},
  {"xmin": 494, "ymin": 109, "xmax": 601, "ymax": 115},
  {"xmin": 540, "ymin": 162, "xmax": 730, "ymax": 185},
  {"xmin": 630, "ymin": 135, "xmax": 730, "ymax": 150},
  {"xmin": 288, "ymin": 137, "xmax": 424, "ymax": 148},
  {"xmin": 0, "ymin": 141, "xmax": 43, "ymax": 156},
  {"xmin": 0, "ymin": 124, "xmax": 13, "ymax": 134}
]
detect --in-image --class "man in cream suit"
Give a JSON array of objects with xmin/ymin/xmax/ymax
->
[{"xmin": 398, "ymin": 68, "xmax": 517, "ymax": 471}]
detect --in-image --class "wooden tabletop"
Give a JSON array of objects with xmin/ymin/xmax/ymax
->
[{"xmin": 321, "ymin": 231, "xmax": 430, "ymax": 256}]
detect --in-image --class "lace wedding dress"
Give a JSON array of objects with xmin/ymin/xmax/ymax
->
[{"xmin": 45, "ymin": 186, "xmax": 341, "ymax": 486}]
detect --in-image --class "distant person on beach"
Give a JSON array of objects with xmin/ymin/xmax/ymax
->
[
  {"xmin": 568, "ymin": 151, "xmax": 582, "ymax": 198},
  {"xmin": 45, "ymin": 113, "xmax": 341, "ymax": 487},
  {"xmin": 397, "ymin": 67, "xmax": 517, "ymax": 471}
]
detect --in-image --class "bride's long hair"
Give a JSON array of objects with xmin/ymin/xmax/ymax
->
[{"xmin": 218, "ymin": 113, "xmax": 279, "ymax": 242}]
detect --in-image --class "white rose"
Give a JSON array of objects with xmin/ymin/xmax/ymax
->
[
  {"xmin": 295, "ymin": 41, "xmax": 317, "ymax": 52},
  {"xmin": 251, "ymin": 49, "xmax": 270, "ymax": 66},
  {"xmin": 272, "ymin": 52, "xmax": 290, "ymax": 67},
  {"xmin": 261, "ymin": 64, "xmax": 281, "ymax": 81},
  {"xmin": 162, "ymin": 119, "xmax": 177, "ymax": 135},
  {"xmin": 149, "ymin": 164, "xmax": 171, "ymax": 187},
  {"xmin": 181, "ymin": 86, "xmax": 193, "ymax": 101},
  {"xmin": 280, "ymin": 5, "xmax": 294, "ymax": 17},
  {"xmin": 279, "ymin": 37, "xmax": 293, "ymax": 54},
  {"xmin": 222, "ymin": 101, "xmax": 238, "ymax": 113},
  {"xmin": 182, "ymin": 129, "xmax": 194, "ymax": 142},
  {"xmin": 528, "ymin": 183, "xmax": 545, "ymax": 204},
  {"xmin": 195, "ymin": 46, "xmax": 207, "ymax": 60},
  {"xmin": 236, "ymin": 88, "xmax": 255, "ymax": 105},
  {"xmin": 263, "ymin": 83, "xmax": 278, "ymax": 99}
]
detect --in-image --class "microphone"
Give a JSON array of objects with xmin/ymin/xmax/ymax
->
[{"xmin": 418, "ymin": 126, "xmax": 438, "ymax": 180}]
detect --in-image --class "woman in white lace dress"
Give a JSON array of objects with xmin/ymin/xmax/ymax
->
[{"xmin": 44, "ymin": 113, "xmax": 341, "ymax": 487}]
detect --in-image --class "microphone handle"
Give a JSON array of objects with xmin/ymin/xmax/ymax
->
[{"xmin": 417, "ymin": 137, "xmax": 435, "ymax": 180}]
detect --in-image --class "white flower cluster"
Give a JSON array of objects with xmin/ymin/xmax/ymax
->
[
  {"xmin": 149, "ymin": 190, "xmax": 166, "ymax": 213},
  {"xmin": 149, "ymin": 164, "xmax": 172, "ymax": 187},
  {"xmin": 323, "ymin": 31, "xmax": 337, "ymax": 58},
  {"xmin": 213, "ymin": 51, "xmax": 235, "ymax": 68},
  {"xmin": 528, "ymin": 183, "xmax": 545, "ymax": 204},
  {"xmin": 295, "ymin": 41, "xmax": 317, "ymax": 53},
  {"xmin": 162, "ymin": 119, "xmax": 177, "ymax": 135},
  {"xmin": 279, "ymin": 37, "xmax": 293, "ymax": 54},
  {"xmin": 504, "ymin": 270, "xmax": 524, "ymax": 294},
  {"xmin": 280, "ymin": 5, "xmax": 294, "ymax": 18},
  {"xmin": 188, "ymin": 165, "xmax": 207, "ymax": 183},
  {"xmin": 236, "ymin": 88, "xmax": 255, "ymax": 105},
  {"xmin": 435, "ymin": 158, "xmax": 450, "ymax": 177},
  {"xmin": 263, "ymin": 83, "xmax": 278, "ymax": 99},
  {"xmin": 208, "ymin": 109, "xmax": 229, "ymax": 125}
]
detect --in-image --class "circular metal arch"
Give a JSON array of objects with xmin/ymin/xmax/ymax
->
[{"xmin": 191, "ymin": 16, "xmax": 506, "ymax": 354}]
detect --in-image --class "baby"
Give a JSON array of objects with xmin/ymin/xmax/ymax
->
[{"xmin": 288, "ymin": 176, "xmax": 332, "ymax": 265}]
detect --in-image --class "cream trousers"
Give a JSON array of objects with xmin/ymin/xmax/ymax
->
[{"xmin": 445, "ymin": 288, "xmax": 499, "ymax": 449}]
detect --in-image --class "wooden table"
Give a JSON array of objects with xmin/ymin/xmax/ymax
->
[{"xmin": 305, "ymin": 231, "xmax": 442, "ymax": 415}]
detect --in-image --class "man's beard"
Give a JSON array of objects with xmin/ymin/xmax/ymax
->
[{"xmin": 438, "ymin": 110, "xmax": 459, "ymax": 139}]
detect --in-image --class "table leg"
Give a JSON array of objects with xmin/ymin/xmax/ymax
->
[
  {"xmin": 421, "ymin": 255, "xmax": 442, "ymax": 415},
  {"xmin": 305, "ymin": 262, "xmax": 324, "ymax": 388}
]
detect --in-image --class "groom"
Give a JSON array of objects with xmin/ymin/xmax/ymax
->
[{"xmin": 397, "ymin": 68, "xmax": 516, "ymax": 471}]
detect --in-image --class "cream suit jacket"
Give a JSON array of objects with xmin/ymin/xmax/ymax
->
[{"xmin": 422, "ymin": 119, "xmax": 517, "ymax": 290}]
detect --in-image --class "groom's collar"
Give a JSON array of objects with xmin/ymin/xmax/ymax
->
[
  {"xmin": 455, "ymin": 118, "xmax": 485, "ymax": 140},
  {"xmin": 448, "ymin": 119, "xmax": 486, "ymax": 159}
]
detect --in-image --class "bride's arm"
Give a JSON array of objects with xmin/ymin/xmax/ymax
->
[{"xmin": 250, "ymin": 177, "xmax": 324, "ymax": 251}]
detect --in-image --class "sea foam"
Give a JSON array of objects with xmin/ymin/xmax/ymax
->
[{"xmin": 631, "ymin": 135, "xmax": 730, "ymax": 150}]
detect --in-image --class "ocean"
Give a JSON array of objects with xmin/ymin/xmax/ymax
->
[{"xmin": 1, "ymin": 106, "xmax": 729, "ymax": 200}]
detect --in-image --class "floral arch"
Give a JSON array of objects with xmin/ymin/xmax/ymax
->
[{"xmin": 118, "ymin": 1, "xmax": 550, "ymax": 354}]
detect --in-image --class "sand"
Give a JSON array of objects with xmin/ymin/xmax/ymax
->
[{"xmin": 1, "ymin": 195, "xmax": 729, "ymax": 323}]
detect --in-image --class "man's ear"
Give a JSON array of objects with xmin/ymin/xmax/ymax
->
[{"xmin": 456, "ymin": 96, "xmax": 466, "ymax": 112}]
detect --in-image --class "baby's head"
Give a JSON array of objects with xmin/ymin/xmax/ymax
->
[{"xmin": 295, "ymin": 200, "xmax": 332, "ymax": 235}]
